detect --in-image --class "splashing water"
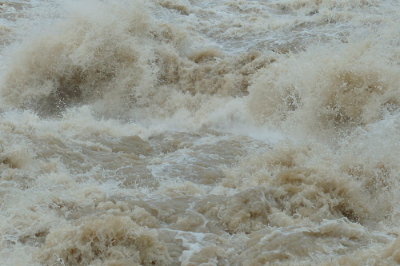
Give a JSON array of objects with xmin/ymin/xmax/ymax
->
[{"xmin": 1, "ymin": 0, "xmax": 400, "ymax": 265}]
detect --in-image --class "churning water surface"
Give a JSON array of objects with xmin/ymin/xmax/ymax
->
[{"xmin": 1, "ymin": 0, "xmax": 400, "ymax": 265}]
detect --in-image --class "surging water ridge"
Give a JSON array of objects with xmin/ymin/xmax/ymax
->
[{"xmin": 1, "ymin": 0, "xmax": 400, "ymax": 265}]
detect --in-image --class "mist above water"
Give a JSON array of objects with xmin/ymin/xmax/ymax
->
[{"xmin": 1, "ymin": 0, "xmax": 400, "ymax": 265}]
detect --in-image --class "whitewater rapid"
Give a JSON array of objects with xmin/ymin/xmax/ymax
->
[{"xmin": 1, "ymin": 0, "xmax": 400, "ymax": 265}]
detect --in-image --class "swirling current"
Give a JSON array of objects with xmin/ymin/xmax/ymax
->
[{"xmin": 1, "ymin": 0, "xmax": 400, "ymax": 265}]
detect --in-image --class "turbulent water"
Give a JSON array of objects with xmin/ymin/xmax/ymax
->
[{"xmin": 2, "ymin": 0, "xmax": 400, "ymax": 265}]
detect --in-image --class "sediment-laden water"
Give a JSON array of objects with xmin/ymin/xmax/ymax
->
[{"xmin": 1, "ymin": 0, "xmax": 400, "ymax": 265}]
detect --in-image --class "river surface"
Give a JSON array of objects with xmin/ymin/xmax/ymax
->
[{"xmin": 1, "ymin": 0, "xmax": 400, "ymax": 265}]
